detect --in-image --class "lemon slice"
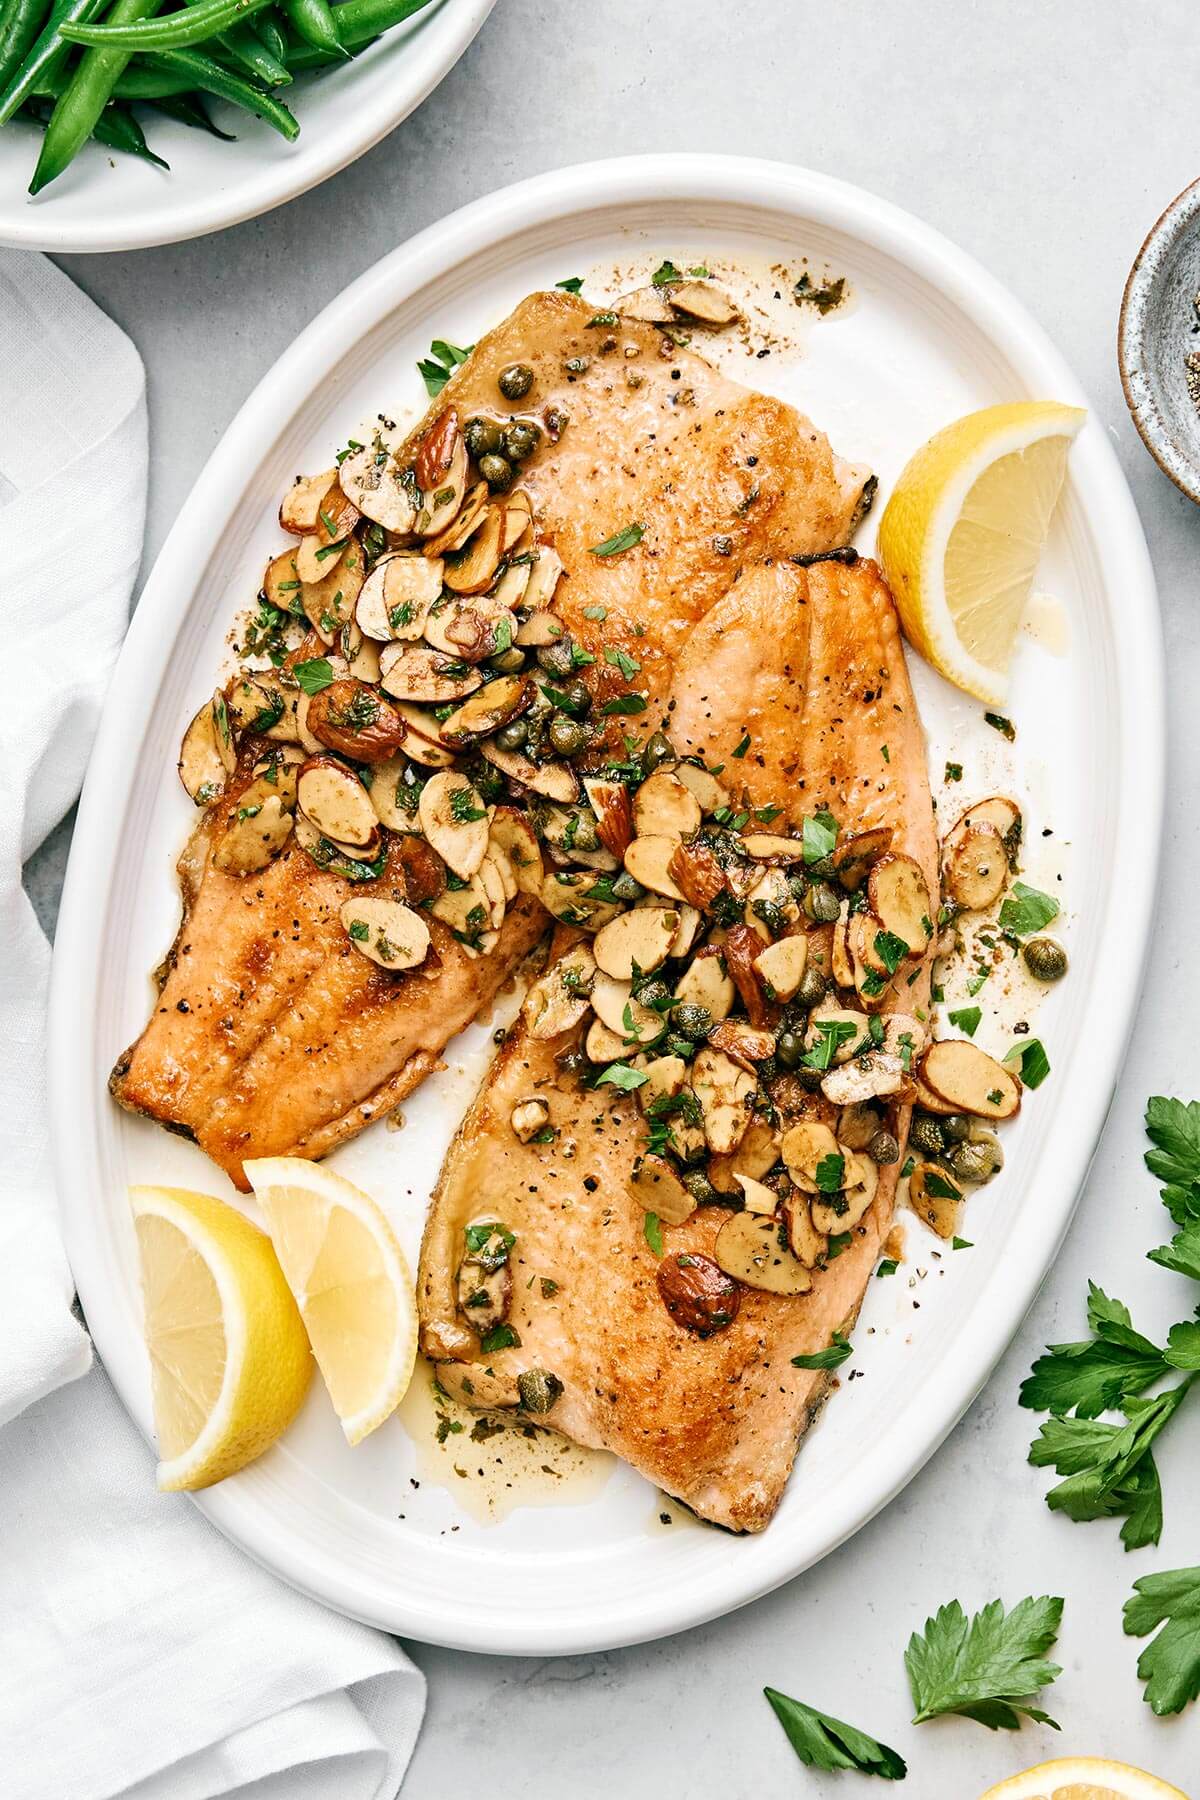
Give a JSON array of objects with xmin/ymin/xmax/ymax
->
[
  {"xmin": 979, "ymin": 1757, "xmax": 1191, "ymax": 1800},
  {"xmin": 245, "ymin": 1157, "xmax": 417, "ymax": 1445},
  {"xmin": 130, "ymin": 1185, "xmax": 312, "ymax": 1492},
  {"xmin": 878, "ymin": 400, "xmax": 1086, "ymax": 705}
]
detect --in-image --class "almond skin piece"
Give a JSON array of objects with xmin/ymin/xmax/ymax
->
[
  {"xmin": 585, "ymin": 779, "xmax": 634, "ymax": 858},
  {"xmin": 722, "ymin": 923, "xmax": 771, "ymax": 1028},
  {"xmin": 414, "ymin": 407, "xmax": 459, "ymax": 490},
  {"xmin": 656, "ymin": 1250, "xmax": 741, "ymax": 1337},
  {"xmin": 306, "ymin": 679, "xmax": 408, "ymax": 763},
  {"xmin": 667, "ymin": 838, "xmax": 728, "ymax": 909},
  {"xmin": 708, "ymin": 1020, "xmax": 777, "ymax": 1069},
  {"xmin": 395, "ymin": 834, "xmax": 447, "ymax": 906}
]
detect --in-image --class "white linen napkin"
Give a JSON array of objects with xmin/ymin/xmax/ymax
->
[{"xmin": 0, "ymin": 253, "xmax": 425, "ymax": 1800}]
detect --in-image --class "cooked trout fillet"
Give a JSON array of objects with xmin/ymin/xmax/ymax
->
[
  {"xmin": 111, "ymin": 291, "xmax": 870, "ymax": 1189},
  {"xmin": 418, "ymin": 558, "xmax": 938, "ymax": 1531}
]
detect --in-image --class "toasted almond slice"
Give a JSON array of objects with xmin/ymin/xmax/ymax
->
[
  {"xmin": 669, "ymin": 280, "xmax": 739, "ymax": 326},
  {"xmin": 490, "ymin": 559, "xmax": 533, "ymax": 611},
  {"xmin": 820, "ymin": 1051, "xmax": 904, "ymax": 1108},
  {"xmin": 390, "ymin": 702, "xmax": 458, "ymax": 769},
  {"xmin": 629, "ymin": 1154, "xmax": 695, "ymax": 1226},
  {"xmin": 212, "ymin": 787, "xmax": 293, "ymax": 875},
  {"xmin": 510, "ymin": 1097, "xmax": 550, "ymax": 1143},
  {"xmin": 812, "ymin": 1154, "xmax": 879, "ymax": 1234},
  {"xmin": 501, "ymin": 495, "xmax": 532, "ymax": 554},
  {"xmin": 616, "ymin": 285, "xmax": 677, "ymax": 322},
  {"xmin": 300, "ymin": 551, "xmax": 364, "ymax": 645},
  {"xmin": 836, "ymin": 1102, "xmax": 880, "ymax": 1152},
  {"xmin": 715, "ymin": 1212, "xmax": 811, "ymax": 1295},
  {"xmin": 430, "ymin": 872, "xmax": 491, "ymax": 943},
  {"xmin": 485, "ymin": 840, "xmax": 518, "ymax": 903},
  {"xmin": 262, "ymin": 546, "xmax": 307, "ymax": 616},
  {"xmin": 489, "ymin": 806, "xmax": 543, "ymax": 894},
  {"xmin": 338, "ymin": 440, "xmax": 417, "ymax": 533},
  {"xmin": 586, "ymin": 1016, "xmax": 627, "ymax": 1062},
  {"xmin": 673, "ymin": 761, "xmax": 728, "ymax": 814},
  {"xmin": 482, "ymin": 741, "xmax": 579, "ymax": 803},
  {"xmin": 735, "ymin": 1173, "xmax": 779, "ymax": 1215},
  {"xmin": 279, "ymin": 467, "xmax": 338, "ymax": 535},
  {"xmin": 592, "ymin": 906, "xmax": 679, "ymax": 979},
  {"xmin": 709, "ymin": 1020, "xmax": 776, "ymax": 1069},
  {"xmin": 209, "ymin": 689, "xmax": 237, "ymax": 772},
  {"xmin": 780, "ymin": 1119, "xmax": 841, "ymax": 1193},
  {"xmin": 424, "ymin": 594, "xmax": 513, "ymax": 663},
  {"xmin": 885, "ymin": 1012, "xmax": 928, "ymax": 1062},
  {"xmin": 948, "ymin": 794, "xmax": 1022, "ymax": 864},
  {"xmin": 250, "ymin": 747, "xmax": 302, "ymax": 809},
  {"xmin": 584, "ymin": 777, "xmax": 634, "ymax": 858},
  {"xmin": 832, "ymin": 825, "xmax": 893, "ymax": 888},
  {"xmin": 691, "ymin": 1047, "xmax": 755, "ymax": 1154},
  {"xmin": 337, "ymin": 619, "xmax": 381, "ymax": 684},
  {"xmin": 942, "ymin": 819, "xmax": 1008, "ymax": 911},
  {"xmin": 908, "ymin": 1161, "xmax": 963, "ymax": 1238},
  {"xmin": 909, "ymin": 1073, "xmax": 958, "ymax": 1116},
  {"xmin": 781, "ymin": 1191, "xmax": 827, "ymax": 1267},
  {"xmin": 297, "ymin": 755, "xmax": 378, "ymax": 849},
  {"xmin": 477, "ymin": 850, "xmax": 508, "ymax": 930},
  {"xmin": 868, "ymin": 853, "xmax": 933, "ymax": 953},
  {"xmin": 378, "ymin": 642, "xmax": 482, "ymax": 704},
  {"xmin": 831, "ymin": 903, "xmax": 854, "ymax": 988},
  {"xmin": 920, "ymin": 1039, "xmax": 1021, "ymax": 1119},
  {"xmin": 295, "ymin": 485, "xmax": 360, "ymax": 584},
  {"xmin": 179, "ymin": 701, "xmax": 227, "ymax": 805},
  {"xmin": 851, "ymin": 911, "xmax": 893, "ymax": 979},
  {"xmin": 363, "ymin": 753, "xmax": 423, "ymax": 833},
  {"xmin": 340, "ymin": 897, "xmax": 430, "ymax": 970},
  {"xmin": 413, "ymin": 432, "xmax": 468, "ymax": 539},
  {"xmin": 524, "ymin": 944, "xmax": 596, "ymax": 1039},
  {"xmin": 633, "ymin": 769, "xmax": 702, "ymax": 841},
  {"xmin": 293, "ymin": 810, "xmax": 383, "ymax": 875},
  {"xmin": 805, "ymin": 1006, "xmax": 871, "ymax": 1066},
  {"xmin": 744, "ymin": 866, "xmax": 797, "ymax": 941},
  {"xmin": 540, "ymin": 871, "xmax": 621, "ymax": 929},
  {"xmin": 754, "ymin": 932, "xmax": 807, "ymax": 1002},
  {"xmin": 226, "ymin": 675, "xmax": 285, "ymax": 736},
  {"xmin": 591, "ymin": 972, "xmax": 667, "ymax": 1046},
  {"xmin": 637, "ymin": 1055, "xmax": 687, "ymax": 1110},
  {"xmin": 709, "ymin": 1117, "xmax": 782, "ymax": 1193},
  {"xmin": 666, "ymin": 838, "xmax": 728, "ymax": 909},
  {"xmin": 444, "ymin": 506, "xmax": 505, "ymax": 595},
  {"xmin": 357, "ymin": 554, "xmax": 444, "ymax": 644},
  {"xmin": 674, "ymin": 949, "xmax": 734, "ymax": 1022},
  {"xmin": 523, "ymin": 545, "xmax": 564, "ymax": 611},
  {"xmin": 440, "ymin": 673, "xmax": 532, "ymax": 747},
  {"xmin": 418, "ymin": 771, "xmax": 490, "ymax": 878},
  {"xmin": 426, "ymin": 480, "xmax": 489, "ymax": 556},
  {"xmin": 624, "ymin": 834, "xmax": 687, "ymax": 900},
  {"xmin": 515, "ymin": 608, "xmax": 565, "ymax": 648},
  {"xmin": 740, "ymin": 833, "xmax": 805, "ymax": 861},
  {"xmin": 667, "ymin": 902, "xmax": 702, "ymax": 958}
]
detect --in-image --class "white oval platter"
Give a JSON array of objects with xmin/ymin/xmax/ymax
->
[{"xmin": 49, "ymin": 154, "xmax": 1163, "ymax": 1654}]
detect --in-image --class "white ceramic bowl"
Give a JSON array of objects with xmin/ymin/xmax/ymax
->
[
  {"xmin": 0, "ymin": 0, "xmax": 494, "ymax": 252},
  {"xmin": 50, "ymin": 155, "xmax": 1163, "ymax": 1654}
]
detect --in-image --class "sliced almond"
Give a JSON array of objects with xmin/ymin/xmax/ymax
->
[
  {"xmin": 413, "ymin": 423, "xmax": 468, "ymax": 539},
  {"xmin": 378, "ymin": 642, "xmax": 482, "ymax": 704},
  {"xmin": 633, "ymin": 770, "xmax": 702, "ymax": 841},
  {"xmin": 279, "ymin": 467, "xmax": 338, "ymax": 535},
  {"xmin": 510, "ymin": 1097, "xmax": 551, "ymax": 1143},
  {"xmin": 805, "ymin": 1006, "xmax": 870, "ymax": 1066},
  {"xmin": 812, "ymin": 1153, "xmax": 879, "ymax": 1234},
  {"xmin": 667, "ymin": 838, "xmax": 729, "ymax": 909},
  {"xmin": 501, "ymin": 490, "xmax": 532, "ymax": 552},
  {"xmin": 584, "ymin": 777, "xmax": 634, "ymax": 858},
  {"xmin": 293, "ymin": 809, "xmax": 383, "ymax": 876},
  {"xmin": 615, "ymin": 285, "xmax": 677, "ymax": 323},
  {"xmin": 714, "ymin": 1212, "xmax": 811, "ymax": 1295},
  {"xmin": 524, "ymin": 944, "xmax": 596, "ymax": 1039},
  {"xmin": 837, "ymin": 1102, "xmax": 880, "ymax": 1152},
  {"xmin": 390, "ymin": 702, "xmax": 458, "ymax": 769},
  {"xmin": 426, "ymin": 479, "xmax": 488, "ymax": 556},
  {"xmin": 340, "ymin": 897, "xmax": 430, "ymax": 971},
  {"xmin": 489, "ymin": 806, "xmax": 544, "ymax": 894},
  {"xmin": 540, "ymin": 871, "xmax": 621, "ymax": 930},
  {"xmin": 297, "ymin": 755, "xmax": 379, "ymax": 849},
  {"xmin": 443, "ymin": 506, "xmax": 505, "ymax": 595},
  {"xmin": 636, "ymin": 1055, "xmax": 687, "ymax": 1110},
  {"xmin": 482, "ymin": 740, "xmax": 579, "ymax": 803},
  {"xmin": 691, "ymin": 1047, "xmax": 756, "ymax": 1154},
  {"xmin": 942, "ymin": 820, "xmax": 1008, "ymax": 911},
  {"xmin": 820, "ymin": 1052, "xmax": 905, "ymax": 1108},
  {"xmin": 868, "ymin": 853, "xmax": 933, "ymax": 953},
  {"xmin": 300, "ymin": 552, "xmax": 364, "ymax": 645},
  {"xmin": 741, "ymin": 833, "xmax": 805, "ymax": 862},
  {"xmin": 365, "ymin": 753, "xmax": 424, "ymax": 833},
  {"xmin": 754, "ymin": 933, "xmax": 808, "ymax": 1002},
  {"xmin": 736, "ymin": 1173, "xmax": 779, "ymax": 1215},
  {"xmin": 744, "ymin": 866, "xmax": 798, "ymax": 943},
  {"xmin": 669, "ymin": 280, "xmax": 739, "ymax": 326},
  {"xmin": 337, "ymin": 618, "xmax": 380, "ymax": 684},
  {"xmin": 668, "ymin": 903, "xmax": 703, "ymax": 958},
  {"xmin": 418, "ymin": 770, "xmax": 490, "ymax": 879},
  {"xmin": 295, "ymin": 485, "xmax": 360, "ymax": 584},
  {"xmin": 250, "ymin": 747, "xmax": 302, "ymax": 812},
  {"xmin": 490, "ymin": 560, "xmax": 533, "ymax": 611},
  {"xmin": 710, "ymin": 1117, "xmax": 782, "ymax": 1193},
  {"xmin": 515, "ymin": 609, "xmax": 566, "ymax": 648},
  {"xmin": 909, "ymin": 1073, "xmax": 958, "ymax": 1117},
  {"xmin": 338, "ymin": 439, "xmax": 417, "ymax": 533},
  {"xmin": 591, "ymin": 972, "xmax": 667, "ymax": 1047},
  {"xmin": 430, "ymin": 872, "xmax": 490, "ymax": 943},
  {"xmin": 485, "ymin": 840, "xmax": 518, "ymax": 903},
  {"xmin": 477, "ymin": 850, "xmax": 509, "ymax": 930},
  {"xmin": 179, "ymin": 701, "xmax": 227, "ymax": 805},
  {"xmin": 908, "ymin": 1161, "xmax": 963, "ymax": 1238},
  {"xmin": 780, "ymin": 1119, "xmax": 841, "ymax": 1193},
  {"xmin": 629, "ymin": 1154, "xmax": 695, "ymax": 1226},
  {"xmin": 424, "ymin": 594, "xmax": 514, "ymax": 663},
  {"xmin": 780, "ymin": 1192, "xmax": 827, "ymax": 1268},
  {"xmin": 522, "ymin": 544, "xmax": 564, "ymax": 611},
  {"xmin": 212, "ymin": 788, "xmax": 293, "ymax": 875},
  {"xmin": 833, "ymin": 825, "xmax": 893, "ymax": 888},
  {"xmin": 585, "ymin": 1016, "xmax": 627, "ymax": 1063},
  {"xmin": 949, "ymin": 795, "xmax": 1022, "ymax": 865},
  {"xmin": 440, "ymin": 673, "xmax": 532, "ymax": 747},
  {"xmin": 356, "ymin": 553, "xmax": 443, "ymax": 643},
  {"xmin": 920, "ymin": 1039, "xmax": 1021, "ymax": 1120},
  {"xmin": 622, "ymin": 834, "xmax": 686, "ymax": 900},
  {"xmin": 262, "ymin": 546, "xmax": 305, "ymax": 615},
  {"xmin": 673, "ymin": 761, "xmax": 728, "ymax": 815},
  {"xmin": 210, "ymin": 690, "xmax": 238, "ymax": 771},
  {"xmin": 592, "ymin": 906, "xmax": 679, "ymax": 979},
  {"xmin": 674, "ymin": 950, "xmax": 734, "ymax": 1023},
  {"xmin": 831, "ymin": 904, "xmax": 854, "ymax": 988}
]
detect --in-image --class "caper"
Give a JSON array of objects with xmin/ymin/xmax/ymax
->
[
  {"xmin": 946, "ymin": 1134, "xmax": 1003, "ymax": 1186},
  {"xmin": 555, "ymin": 1045, "xmax": 587, "ymax": 1076},
  {"xmin": 775, "ymin": 1028, "xmax": 803, "ymax": 1069},
  {"xmin": 536, "ymin": 638, "xmax": 576, "ymax": 678},
  {"xmin": 478, "ymin": 452, "xmax": 513, "ymax": 492},
  {"xmin": 643, "ymin": 731, "xmax": 677, "ymax": 774},
  {"xmin": 908, "ymin": 1113, "xmax": 946, "ymax": 1158},
  {"xmin": 543, "ymin": 403, "xmax": 569, "ymax": 437},
  {"xmin": 663, "ymin": 1032, "xmax": 696, "ymax": 1061},
  {"xmin": 682, "ymin": 1169, "xmax": 719, "ymax": 1207},
  {"xmin": 796, "ymin": 965, "xmax": 830, "ymax": 1008},
  {"xmin": 560, "ymin": 677, "xmax": 591, "ymax": 715},
  {"xmin": 637, "ymin": 977, "xmax": 671, "ymax": 1010},
  {"xmin": 868, "ymin": 1128, "xmax": 900, "ymax": 1166},
  {"xmin": 501, "ymin": 420, "xmax": 541, "ymax": 463},
  {"xmin": 497, "ymin": 362, "xmax": 534, "ymax": 401},
  {"xmin": 463, "ymin": 416, "xmax": 502, "ymax": 459},
  {"xmin": 548, "ymin": 716, "xmax": 589, "ymax": 757},
  {"xmin": 1023, "ymin": 936, "xmax": 1068, "ymax": 982},
  {"xmin": 567, "ymin": 810, "xmax": 599, "ymax": 851},
  {"xmin": 805, "ymin": 881, "xmax": 842, "ymax": 924},
  {"xmin": 517, "ymin": 1368, "xmax": 563, "ymax": 1413},
  {"xmin": 940, "ymin": 1113, "xmax": 973, "ymax": 1143},
  {"xmin": 673, "ymin": 1002, "xmax": 713, "ymax": 1041},
  {"xmin": 564, "ymin": 355, "xmax": 590, "ymax": 377},
  {"xmin": 611, "ymin": 871, "xmax": 644, "ymax": 902},
  {"xmin": 495, "ymin": 718, "xmax": 529, "ymax": 752},
  {"xmin": 807, "ymin": 854, "xmax": 836, "ymax": 880},
  {"xmin": 489, "ymin": 646, "xmax": 526, "ymax": 674}
]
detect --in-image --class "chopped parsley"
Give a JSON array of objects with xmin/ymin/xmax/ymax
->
[
  {"xmin": 600, "ymin": 692, "xmax": 647, "ymax": 716},
  {"xmin": 448, "ymin": 785, "xmax": 486, "ymax": 823},
  {"xmin": 731, "ymin": 731, "xmax": 751, "ymax": 759},
  {"xmin": 643, "ymin": 1211, "xmax": 664, "ymax": 1256},
  {"xmin": 347, "ymin": 919, "xmax": 369, "ymax": 942},
  {"xmin": 293, "ymin": 657, "xmax": 334, "ymax": 695},
  {"xmin": 590, "ymin": 521, "xmax": 645, "ymax": 557},
  {"xmin": 801, "ymin": 809, "xmax": 838, "ymax": 865},
  {"xmin": 1006, "ymin": 1038, "xmax": 1051, "ymax": 1089},
  {"xmin": 948, "ymin": 1005, "xmax": 982, "ymax": 1037},
  {"xmin": 815, "ymin": 1152, "xmax": 846, "ymax": 1194},
  {"xmin": 998, "ymin": 881, "xmax": 1060, "ymax": 936},
  {"xmin": 556, "ymin": 276, "xmax": 585, "ymax": 294},
  {"xmin": 876, "ymin": 1258, "xmax": 900, "ymax": 1278},
  {"xmin": 479, "ymin": 1323, "xmax": 521, "ymax": 1354},
  {"xmin": 874, "ymin": 930, "xmax": 909, "ymax": 975},
  {"xmin": 791, "ymin": 1331, "xmax": 853, "ymax": 1370},
  {"xmin": 417, "ymin": 337, "xmax": 473, "ymax": 396},
  {"xmin": 984, "ymin": 712, "xmax": 1016, "ymax": 741},
  {"xmin": 596, "ymin": 1062, "xmax": 649, "ymax": 1092},
  {"xmin": 604, "ymin": 645, "xmax": 641, "ymax": 679}
]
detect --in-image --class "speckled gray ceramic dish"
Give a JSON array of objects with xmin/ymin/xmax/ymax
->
[{"xmin": 1120, "ymin": 175, "xmax": 1200, "ymax": 504}]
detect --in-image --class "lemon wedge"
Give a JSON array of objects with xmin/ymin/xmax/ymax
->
[
  {"xmin": 130, "ymin": 1185, "xmax": 312, "ymax": 1492},
  {"xmin": 878, "ymin": 400, "xmax": 1085, "ymax": 704},
  {"xmin": 979, "ymin": 1757, "xmax": 1191, "ymax": 1800},
  {"xmin": 245, "ymin": 1157, "xmax": 417, "ymax": 1445}
]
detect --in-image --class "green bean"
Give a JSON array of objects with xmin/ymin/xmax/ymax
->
[
  {"xmin": 220, "ymin": 21, "xmax": 290, "ymax": 85},
  {"xmin": 0, "ymin": 0, "xmax": 102, "ymax": 126},
  {"xmin": 0, "ymin": 0, "xmax": 47, "ymax": 93},
  {"xmin": 143, "ymin": 46, "xmax": 298, "ymax": 136},
  {"xmin": 146, "ymin": 90, "xmax": 234, "ymax": 135},
  {"xmin": 91, "ymin": 99, "xmax": 168, "ymax": 164},
  {"xmin": 253, "ymin": 11, "xmax": 285, "ymax": 63},
  {"xmin": 30, "ymin": 0, "xmax": 162, "ymax": 193},
  {"xmin": 278, "ymin": 0, "xmax": 342, "ymax": 57},
  {"xmin": 62, "ymin": 0, "xmax": 274, "ymax": 52},
  {"xmin": 328, "ymin": 0, "xmax": 431, "ymax": 48}
]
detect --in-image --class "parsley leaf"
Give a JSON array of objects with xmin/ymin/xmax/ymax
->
[
  {"xmin": 984, "ymin": 711, "xmax": 1016, "ymax": 741},
  {"xmin": 417, "ymin": 337, "xmax": 472, "ymax": 396},
  {"xmin": 597, "ymin": 1063, "xmax": 649, "ymax": 1092},
  {"xmin": 874, "ymin": 930, "xmax": 909, "ymax": 975},
  {"xmin": 998, "ymin": 882, "xmax": 1059, "ymax": 935},
  {"xmin": 815, "ymin": 1152, "xmax": 846, "ymax": 1194},
  {"xmin": 1019, "ymin": 1283, "xmax": 1170, "ymax": 1418},
  {"xmin": 948, "ymin": 1005, "xmax": 981, "ymax": 1037},
  {"xmin": 479, "ymin": 1322, "xmax": 521, "ymax": 1353},
  {"xmin": 791, "ymin": 1332, "xmax": 852, "ymax": 1371},
  {"xmin": 876, "ymin": 1258, "xmax": 900, "ymax": 1278},
  {"xmin": 1029, "ymin": 1384, "xmax": 1192, "ymax": 1537},
  {"xmin": 764, "ymin": 1687, "xmax": 906, "ymax": 1779},
  {"xmin": 556, "ymin": 276, "xmax": 584, "ymax": 294},
  {"xmin": 904, "ymin": 1595, "xmax": 1063, "ymax": 1730},
  {"xmin": 1123, "ymin": 1567, "xmax": 1200, "ymax": 1715},
  {"xmin": 643, "ymin": 1211, "xmax": 663, "ymax": 1257},
  {"xmin": 599, "ymin": 693, "xmax": 647, "ymax": 716},
  {"xmin": 1006, "ymin": 1038, "xmax": 1051, "ymax": 1089},
  {"xmin": 802, "ymin": 809, "xmax": 838, "ymax": 865},
  {"xmin": 604, "ymin": 645, "xmax": 641, "ymax": 679},
  {"xmin": 1149, "ymin": 1219, "xmax": 1200, "ymax": 1281},
  {"xmin": 293, "ymin": 656, "xmax": 334, "ymax": 695},
  {"xmin": 1144, "ymin": 1095, "xmax": 1200, "ymax": 1225},
  {"xmin": 590, "ymin": 521, "xmax": 644, "ymax": 557}
]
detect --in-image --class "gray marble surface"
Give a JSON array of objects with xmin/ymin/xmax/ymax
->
[{"xmin": 25, "ymin": 1, "xmax": 1200, "ymax": 1792}]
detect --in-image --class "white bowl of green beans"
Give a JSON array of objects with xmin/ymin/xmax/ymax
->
[{"xmin": 0, "ymin": 0, "xmax": 494, "ymax": 249}]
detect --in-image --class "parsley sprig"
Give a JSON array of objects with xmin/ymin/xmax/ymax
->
[
  {"xmin": 904, "ymin": 1595, "xmax": 1063, "ymax": 1730},
  {"xmin": 764, "ymin": 1688, "xmax": 906, "ymax": 1780}
]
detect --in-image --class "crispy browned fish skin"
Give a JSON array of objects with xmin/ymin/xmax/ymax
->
[
  {"xmin": 418, "ymin": 558, "xmax": 938, "ymax": 1532},
  {"xmin": 111, "ymin": 292, "xmax": 870, "ymax": 1189}
]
